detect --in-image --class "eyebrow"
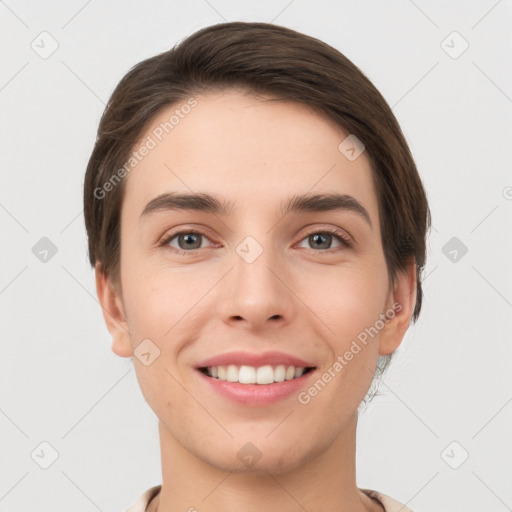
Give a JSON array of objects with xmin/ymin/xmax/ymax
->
[{"xmin": 139, "ymin": 192, "xmax": 373, "ymax": 229}]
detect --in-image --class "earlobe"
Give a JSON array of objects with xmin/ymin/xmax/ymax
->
[
  {"xmin": 94, "ymin": 263, "xmax": 133, "ymax": 358},
  {"xmin": 378, "ymin": 259, "xmax": 417, "ymax": 356}
]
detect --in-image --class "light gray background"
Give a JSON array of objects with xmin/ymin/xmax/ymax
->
[{"xmin": 1, "ymin": 1, "xmax": 511, "ymax": 511}]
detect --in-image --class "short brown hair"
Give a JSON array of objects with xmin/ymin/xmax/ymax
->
[{"xmin": 83, "ymin": 21, "xmax": 431, "ymax": 395}]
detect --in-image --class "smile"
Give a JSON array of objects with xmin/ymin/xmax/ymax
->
[{"xmin": 200, "ymin": 364, "xmax": 315, "ymax": 384}]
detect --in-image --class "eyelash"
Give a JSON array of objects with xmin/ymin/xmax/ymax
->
[{"xmin": 158, "ymin": 226, "xmax": 353, "ymax": 256}]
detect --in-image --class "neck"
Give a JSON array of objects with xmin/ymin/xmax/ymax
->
[{"xmin": 151, "ymin": 412, "xmax": 383, "ymax": 512}]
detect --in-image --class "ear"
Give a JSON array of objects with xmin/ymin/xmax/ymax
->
[
  {"xmin": 378, "ymin": 258, "xmax": 418, "ymax": 356},
  {"xmin": 95, "ymin": 263, "xmax": 133, "ymax": 358}
]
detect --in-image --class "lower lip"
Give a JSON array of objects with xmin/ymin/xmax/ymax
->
[{"xmin": 196, "ymin": 369, "xmax": 316, "ymax": 406}]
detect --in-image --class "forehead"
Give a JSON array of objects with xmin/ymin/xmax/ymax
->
[{"xmin": 121, "ymin": 90, "xmax": 379, "ymax": 226}]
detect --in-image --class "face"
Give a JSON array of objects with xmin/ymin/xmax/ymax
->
[{"xmin": 97, "ymin": 89, "xmax": 415, "ymax": 474}]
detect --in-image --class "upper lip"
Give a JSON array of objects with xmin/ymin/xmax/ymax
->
[{"xmin": 195, "ymin": 351, "xmax": 315, "ymax": 369}]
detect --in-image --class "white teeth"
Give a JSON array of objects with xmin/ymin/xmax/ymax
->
[
  {"xmin": 257, "ymin": 365, "xmax": 274, "ymax": 384},
  {"xmin": 274, "ymin": 365, "xmax": 286, "ymax": 382},
  {"xmin": 204, "ymin": 364, "xmax": 310, "ymax": 384},
  {"xmin": 285, "ymin": 366, "xmax": 295, "ymax": 380},
  {"xmin": 226, "ymin": 364, "xmax": 238, "ymax": 382},
  {"xmin": 239, "ymin": 365, "xmax": 256, "ymax": 384}
]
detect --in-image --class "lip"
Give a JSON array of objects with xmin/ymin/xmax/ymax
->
[
  {"xmin": 194, "ymin": 350, "xmax": 314, "ymax": 369},
  {"xmin": 196, "ymin": 367, "xmax": 317, "ymax": 406},
  {"xmin": 194, "ymin": 351, "xmax": 317, "ymax": 407}
]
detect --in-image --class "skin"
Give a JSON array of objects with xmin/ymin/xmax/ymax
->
[{"xmin": 95, "ymin": 89, "xmax": 416, "ymax": 512}]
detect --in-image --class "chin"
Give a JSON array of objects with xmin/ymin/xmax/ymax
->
[{"xmin": 196, "ymin": 437, "xmax": 316, "ymax": 476}]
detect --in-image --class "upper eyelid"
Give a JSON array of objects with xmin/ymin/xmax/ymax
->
[{"xmin": 158, "ymin": 226, "xmax": 215, "ymax": 246}]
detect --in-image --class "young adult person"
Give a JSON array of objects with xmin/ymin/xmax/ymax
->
[{"xmin": 83, "ymin": 21, "xmax": 430, "ymax": 512}]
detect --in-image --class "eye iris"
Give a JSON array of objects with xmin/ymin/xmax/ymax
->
[
  {"xmin": 179, "ymin": 233, "xmax": 201, "ymax": 250},
  {"xmin": 310, "ymin": 233, "xmax": 331, "ymax": 249}
]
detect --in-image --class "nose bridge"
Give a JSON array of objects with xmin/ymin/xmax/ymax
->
[
  {"xmin": 235, "ymin": 233, "xmax": 281, "ymax": 300},
  {"xmin": 220, "ymin": 232, "xmax": 294, "ymax": 326}
]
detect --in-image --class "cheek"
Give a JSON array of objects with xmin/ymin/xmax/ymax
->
[
  {"xmin": 121, "ymin": 254, "xmax": 200, "ymax": 336},
  {"xmin": 298, "ymin": 262, "xmax": 388, "ymax": 345}
]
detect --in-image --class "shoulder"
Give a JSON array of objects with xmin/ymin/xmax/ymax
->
[
  {"xmin": 360, "ymin": 487, "xmax": 417, "ymax": 512},
  {"xmin": 123, "ymin": 485, "xmax": 417, "ymax": 512},
  {"xmin": 123, "ymin": 485, "xmax": 161, "ymax": 512}
]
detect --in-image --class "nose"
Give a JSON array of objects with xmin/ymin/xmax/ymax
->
[{"xmin": 218, "ymin": 240, "xmax": 296, "ymax": 331}]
